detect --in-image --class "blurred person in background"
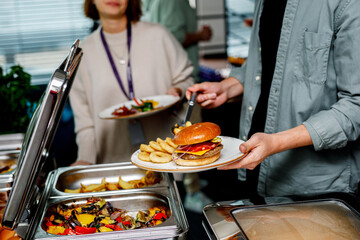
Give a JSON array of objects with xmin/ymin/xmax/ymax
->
[
  {"xmin": 142, "ymin": 0, "xmax": 212, "ymax": 83},
  {"xmin": 187, "ymin": 0, "xmax": 360, "ymax": 199},
  {"xmin": 70, "ymin": 0, "xmax": 194, "ymax": 165}
]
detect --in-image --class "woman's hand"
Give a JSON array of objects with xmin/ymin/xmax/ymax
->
[
  {"xmin": 218, "ymin": 125, "xmax": 313, "ymax": 170},
  {"xmin": 166, "ymin": 87, "xmax": 182, "ymax": 97},
  {"xmin": 186, "ymin": 77, "xmax": 243, "ymax": 109}
]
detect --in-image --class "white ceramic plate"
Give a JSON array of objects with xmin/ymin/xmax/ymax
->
[
  {"xmin": 131, "ymin": 136, "xmax": 247, "ymax": 173},
  {"xmin": 99, "ymin": 95, "xmax": 180, "ymax": 120}
]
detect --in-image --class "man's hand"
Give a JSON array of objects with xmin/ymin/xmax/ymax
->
[
  {"xmin": 218, "ymin": 125, "xmax": 313, "ymax": 170},
  {"xmin": 219, "ymin": 132, "xmax": 277, "ymax": 170},
  {"xmin": 186, "ymin": 77, "xmax": 243, "ymax": 108}
]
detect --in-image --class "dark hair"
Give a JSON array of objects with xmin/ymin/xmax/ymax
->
[{"xmin": 84, "ymin": 0, "xmax": 142, "ymax": 22}]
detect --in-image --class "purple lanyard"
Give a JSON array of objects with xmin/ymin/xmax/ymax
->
[{"xmin": 100, "ymin": 21, "xmax": 134, "ymax": 100}]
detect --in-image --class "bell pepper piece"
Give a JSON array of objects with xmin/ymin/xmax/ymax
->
[
  {"xmin": 115, "ymin": 225, "xmax": 123, "ymax": 231},
  {"xmin": 44, "ymin": 218, "xmax": 55, "ymax": 227},
  {"xmin": 105, "ymin": 224, "xmax": 116, "ymax": 230},
  {"xmin": 122, "ymin": 221, "xmax": 130, "ymax": 226},
  {"xmin": 59, "ymin": 228, "xmax": 77, "ymax": 235},
  {"xmin": 152, "ymin": 212, "xmax": 167, "ymax": 220},
  {"xmin": 74, "ymin": 226, "xmax": 97, "ymax": 234},
  {"xmin": 98, "ymin": 226, "xmax": 114, "ymax": 232},
  {"xmin": 133, "ymin": 98, "xmax": 142, "ymax": 106},
  {"xmin": 46, "ymin": 225, "xmax": 66, "ymax": 235}
]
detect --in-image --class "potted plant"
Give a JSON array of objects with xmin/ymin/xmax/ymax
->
[{"xmin": 0, "ymin": 65, "xmax": 38, "ymax": 134}]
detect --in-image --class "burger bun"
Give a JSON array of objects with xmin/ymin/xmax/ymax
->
[{"xmin": 173, "ymin": 122, "xmax": 221, "ymax": 146}]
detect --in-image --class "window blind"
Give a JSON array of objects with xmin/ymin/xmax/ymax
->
[{"xmin": 0, "ymin": 0, "xmax": 93, "ymax": 85}]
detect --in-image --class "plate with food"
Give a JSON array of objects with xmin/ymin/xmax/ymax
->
[
  {"xmin": 131, "ymin": 122, "xmax": 247, "ymax": 173},
  {"xmin": 99, "ymin": 95, "xmax": 180, "ymax": 120}
]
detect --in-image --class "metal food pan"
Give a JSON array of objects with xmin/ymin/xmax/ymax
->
[
  {"xmin": 51, "ymin": 162, "xmax": 167, "ymax": 196},
  {"xmin": 33, "ymin": 188, "xmax": 185, "ymax": 239},
  {"xmin": 0, "ymin": 184, "xmax": 12, "ymax": 203},
  {"xmin": 0, "ymin": 168, "xmax": 13, "ymax": 202},
  {"xmin": 230, "ymin": 198, "xmax": 360, "ymax": 240},
  {"xmin": 0, "ymin": 191, "xmax": 21, "ymax": 240},
  {"xmin": 0, "ymin": 152, "xmax": 18, "ymax": 177}
]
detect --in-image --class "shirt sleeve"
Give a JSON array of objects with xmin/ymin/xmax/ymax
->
[
  {"xmin": 303, "ymin": 0, "xmax": 360, "ymax": 151},
  {"xmin": 229, "ymin": 60, "xmax": 248, "ymax": 86},
  {"xmin": 69, "ymin": 60, "xmax": 97, "ymax": 164}
]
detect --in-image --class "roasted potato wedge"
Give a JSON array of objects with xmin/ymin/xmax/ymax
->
[
  {"xmin": 80, "ymin": 182, "xmax": 106, "ymax": 192},
  {"xmin": 118, "ymin": 177, "xmax": 135, "ymax": 189},
  {"xmin": 64, "ymin": 188, "xmax": 81, "ymax": 193},
  {"xmin": 105, "ymin": 182, "xmax": 119, "ymax": 191}
]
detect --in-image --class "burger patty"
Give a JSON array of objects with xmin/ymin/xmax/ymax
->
[{"xmin": 175, "ymin": 144, "xmax": 223, "ymax": 160}]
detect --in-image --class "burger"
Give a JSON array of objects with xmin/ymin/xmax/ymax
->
[{"xmin": 172, "ymin": 122, "xmax": 223, "ymax": 166}]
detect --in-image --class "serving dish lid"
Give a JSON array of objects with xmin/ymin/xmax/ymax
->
[{"xmin": 1, "ymin": 40, "xmax": 83, "ymax": 230}]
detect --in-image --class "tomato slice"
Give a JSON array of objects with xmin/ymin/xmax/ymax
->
[{"xmin": 177, "ymin": 141, "xmax": 219, "ymax": 153}]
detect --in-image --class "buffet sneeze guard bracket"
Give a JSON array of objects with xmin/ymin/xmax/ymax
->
[{"xmin": 1, "ymin": 40, "xmax": 83, "ymax": 235}]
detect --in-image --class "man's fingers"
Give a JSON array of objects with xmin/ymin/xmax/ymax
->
[
  {"xmin": 218, "ymin": 149, "xmax": 260, "ymax": 170},
  {"xmin": 239, "ymin": 143, "xmax": 247, "ymax": 154},
  {"xmin": 198, "ymin": 93, "xmax": 217, "ymax": 102},
  {"xmin": 200, "ymin": 99, "xmax": 216, "ymax": 108}
]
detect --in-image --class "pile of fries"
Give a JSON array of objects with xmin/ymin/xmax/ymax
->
[
  {"xmin": 172, "ymin": 121, "xmax": 192, "ymax": 134},
  {"xmin": 64, "ymin": 171, "xmax": 161, "ymax": 193}
]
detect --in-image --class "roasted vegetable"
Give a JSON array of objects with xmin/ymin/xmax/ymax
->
[{"xmin": 43, "ymin": 197, "xmax": 169, "ymax": 236}]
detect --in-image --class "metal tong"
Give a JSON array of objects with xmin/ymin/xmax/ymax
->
[{"xmin": 171, "ymin": 92, "xmax": 197, "ymax": 134}]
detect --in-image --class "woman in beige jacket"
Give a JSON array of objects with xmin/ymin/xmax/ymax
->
[{"xmin": 69, "ymin": 0, "xmax": 194, "ymax": 165}]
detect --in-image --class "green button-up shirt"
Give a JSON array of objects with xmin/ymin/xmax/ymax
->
[{"xmin": 230, "ymin": 0, "xmax": 360, "ymax": 197}]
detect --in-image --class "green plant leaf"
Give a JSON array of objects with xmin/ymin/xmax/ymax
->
[{"xmin": 0, "ymin": 64, "xmax": 38, "ymax": 133}]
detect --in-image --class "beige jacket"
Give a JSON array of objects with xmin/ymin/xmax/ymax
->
[{"xmin": 70, "ymin": 21, "xmax": 194, "ymax": 164}]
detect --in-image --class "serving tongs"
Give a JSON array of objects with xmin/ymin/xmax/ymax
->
[{"xmin": 171, "ymin": 92, "xmax": 197, "ymax": 135}]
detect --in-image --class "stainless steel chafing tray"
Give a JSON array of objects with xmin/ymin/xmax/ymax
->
[
  {"xmin": 0, "ymin": 133, "xmax": 22, "ymax": 177},
  {"xmin": 0, "ymin": 176, "xmax": 12, "ymax": 203},
  {"xmin": 1, "ymin": 40, "xmax": 83, "ymax": 238},
  {"xmin": 0, "ymin": 151, "xmax": 18, "ymax": 177},
  {"xmin": 202, "ymin": 200, "xmax": 250, "ymax": 240},
  {"xmin": 203, "ymin": 196, "xmax": 360, "ymax": 240},
  {"xmin": 52, "ymin": 162, "xmax": 167, "ymax": 196},
  {"xmin": 0, "ymin": 133, "xmax": 23, "ymax": 153},
  {"xmin": 1, "ymin": 39, "xmax": 188, "ymax": 239},
  {"xmin": 230, "ymin": 199, "xmax": 360, "ymax": 240},
  {"xmin": 32, "ymin": 171, "xmax": 188, "ymax": 239},
  {"xmin": 35, "ymin": 162, "xmax": 188, "ymax": 239}
]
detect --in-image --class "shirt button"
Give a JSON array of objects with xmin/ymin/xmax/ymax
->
[
  {"xmin": 259, "ymin": 47, "xmax": 261, "ymax": 52},
  {"xmin": 255, "ymin": 76, "xmax": 261, "ymax": 81},
  {"xmin": 248, "ymin": 106, "xmax": 253, "ymax": 111},
  {"xmin": 242, "ymin": 136, "xmax": 247, "ymax": 141}
]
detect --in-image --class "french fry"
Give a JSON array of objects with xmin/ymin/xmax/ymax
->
[
  {"xmin": 81, "ymin": 182, "xmax": 106, "ymax": 192},
  {"xmin": 64, "ymin": 188, "xmax": 81, "ymax": 193},
  {"xmin": 105, "ymin": 182, "xmax": 119, "ymax": 191},
  {"xmin": 118, "ymin": 177, "xmax": 136, "ymax": 189},
  {"xmin": 63, "ymin": 172, "xmax": 161, "ymax": 193},
  {"xmin": 129, "ymin": 179, "xmax": 145, "ymax": 188}
]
